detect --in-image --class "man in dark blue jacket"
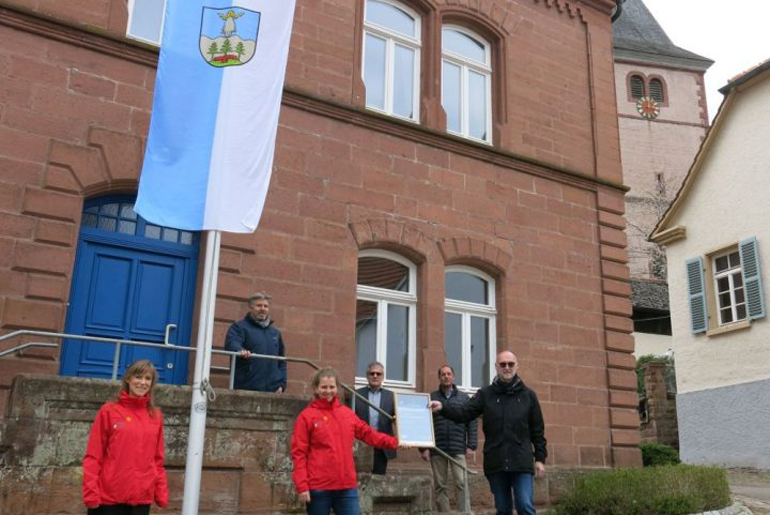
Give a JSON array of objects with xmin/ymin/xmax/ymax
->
[
  {"xmin": 224, "ymin": 292, "xmax": 287, "ymax": 393},
  {"xmin": 430, "ymin": 351, "xmax": 547, "ymax": 515},
  {"xmin": 420, "ymin": 364, "xmax": 478, "ymax": 513}
]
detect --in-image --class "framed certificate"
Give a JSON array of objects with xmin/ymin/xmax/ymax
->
[{"xmin": 394, "ymin": 392, "xmax": 435, "ymax": 448}]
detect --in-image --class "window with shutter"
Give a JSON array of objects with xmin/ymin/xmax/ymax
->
[
  {"xmin": 685, "ymin": 257, "xmax": 708, "ymax": 334},
  {"xmin": 712, "ymin": 250, "xmax": 747, "ymax": 324},
  {"xmin": 739, "ymin": 237, "xmax": 766, "ymax": 320},
  {"xmin": 629, "ymin": 74, "xmax": 645, "ymax": 99},
  {"xmin": 649, "ymin": 79, "xmax": 665, "ymax": 102}
]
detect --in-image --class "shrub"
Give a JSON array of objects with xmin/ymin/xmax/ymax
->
[
  {"xmin": 640, "ymin": 442, "xmax": 681, "ymax": 467},
  {"xmin": 555, "ymin": 465, "xmax": 730, "ymax": 515}
]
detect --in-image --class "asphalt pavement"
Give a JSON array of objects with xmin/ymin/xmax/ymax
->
[{"xmin": 728, "ymin": 469, "xmax": 770, "ymax": 515}]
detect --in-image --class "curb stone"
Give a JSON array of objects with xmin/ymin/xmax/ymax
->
[
  {"xmin": 691, "ymin": 502, "xmax": 754, "ymax": 515},
  {"xmin": 732, "ymin": 495, "xmax": 770, "ymax": 515}
]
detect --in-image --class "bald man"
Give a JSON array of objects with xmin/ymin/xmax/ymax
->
[{"xmin": 430, "ymin": 351, "xmax": 547, "ymax": 515}]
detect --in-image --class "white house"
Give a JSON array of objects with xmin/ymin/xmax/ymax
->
[{"xmin": 651, "ymin": 59, "xmax": 770, "ymax": 468}]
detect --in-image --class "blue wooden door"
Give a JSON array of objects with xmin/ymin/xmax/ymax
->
[{"xmin": 60, "ymin": 196, "xmax": 199, "ymax": 384}]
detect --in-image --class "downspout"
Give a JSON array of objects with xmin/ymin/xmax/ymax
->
[{"xmin": 611, "ymin": 0, "xmax": 625, "ymax": 22}]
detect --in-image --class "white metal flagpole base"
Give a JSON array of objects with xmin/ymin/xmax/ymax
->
[{"xmin": 182, "ymin": 230, "xmax": 221, "ymax": 515}]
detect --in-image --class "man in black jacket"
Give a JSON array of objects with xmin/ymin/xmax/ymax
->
[
  {"xmin": 354, "ymin": 361, "xmax": 396, "ymax": 474},
  {"xmin": 420, "ymin": 365, "xmax": 478, "ymax": 513},
  {"xmin": 430, "ymin": 351, "xmax": 547, "ymax": 515},
  {"xmin": 224, "ymin": 292, "xmax": 287, "ymax": 393}
]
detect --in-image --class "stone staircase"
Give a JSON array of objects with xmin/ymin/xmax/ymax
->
[{"xmin": 0, "ymin": 374, "xmax": 433, "ymax": 514}]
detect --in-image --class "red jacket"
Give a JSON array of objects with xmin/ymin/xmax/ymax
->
[
  {"xmin": 291, "ymin": 396, "xmax": 398, "ymax": 493},
  {"xmin": 82, "ymin": 391, "xmax": 169, "ymax": 509}
]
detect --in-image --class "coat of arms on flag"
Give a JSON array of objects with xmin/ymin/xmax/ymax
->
[
  {"xmin": 138, "ymin": 0, "xmax": 296, "ymax": 232},
  {"xmin": 199, "ymin": 7, "xmax": 261, "ymax": 67}
]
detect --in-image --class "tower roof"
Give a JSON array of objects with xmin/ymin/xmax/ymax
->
[{"xmin": 613, "ymin": 0, "xmax": 713, "ymax": 71}]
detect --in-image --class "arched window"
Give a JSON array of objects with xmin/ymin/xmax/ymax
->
[
  {"xmin": 444, "ymin": 266, "xmax": 496, "ymax": 389},
  {"xmin": 629, "ymin": 74, "xmax": 645, "ymax": 99},
  {"xmin": 442, "ymin": 26, "xmax": 492, "ymax": 143},
  {"xmin": 363, "ymin": 0, "xmax": 421, "ymax": 121},
  {"xmin": 356, "ymin": 250, "xmax": 417, "ymax": 386},
  {"xmin": 649, "ymin": 78, "xmax": 665, "ymax": 102}
]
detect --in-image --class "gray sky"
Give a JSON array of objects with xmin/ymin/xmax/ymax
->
[{"xmin": 641, "ymin": 0, "xmax": 770, "ymax": 120}]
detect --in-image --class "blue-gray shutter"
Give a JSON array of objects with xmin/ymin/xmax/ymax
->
[
  {"xmin": 739, "ymin": 237, "xmax": 766, "ymax": 320},
  {"xmin": 685, "ymin": 257, "xmax": 708, "ymax": 333}
]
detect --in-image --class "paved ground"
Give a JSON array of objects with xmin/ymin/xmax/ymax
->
[{"xmin": 728, "ymin": 469, "xmax": 770, "ymax": 515}]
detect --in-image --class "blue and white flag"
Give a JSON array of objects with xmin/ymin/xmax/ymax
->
[{"xmin": 136, "ymin": 0, "xmax": 297, "ymax": 232}]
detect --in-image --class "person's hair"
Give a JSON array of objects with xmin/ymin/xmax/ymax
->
[
  {"xmin": 248, "ymin": 291, "xmax": 273, "ymax": 306},
  {"xmin": 437, "ymin": 364, "xmax": 455, "ymax": 377},
  {"xmin": 119, "ymin": 360, "xmax": 159, "ymax": 417},
  {"xmin": 496, "ymin": 350, "xmax": 517, "ymax": 364},
  {"xmin": 366, "ymin": 361, "xmax": 384, "ymax": 372},
  {"xmin": 311, "ymin": 367, "xmax": 340, "ymax": 395}
]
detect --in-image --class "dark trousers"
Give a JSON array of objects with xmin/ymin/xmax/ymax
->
[
  {"xmin": 372, "ymin": 448, "xmax": 389, "ymax": 474},
  {"xmin": 307, "ymin": 489, "xmax": 360, "ymax": 515},
  {"xmin": 486, "ymin": 471, "xmax": 536, "ymax": 515},
  {"xmin": 87, "ymin": 505, "xmax": 151, "ymax": 515}
]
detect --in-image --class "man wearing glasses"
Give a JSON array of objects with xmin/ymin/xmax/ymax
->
[
  {"xmin": 354, "ymin": 361, "xmax": 396, "ymax": 474},
  {"xmin": 430, "ymin": 351, "xmax": 547, "ymax": 515}
]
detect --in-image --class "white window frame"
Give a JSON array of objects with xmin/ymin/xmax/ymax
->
[
  {"xmin": 711, "ymin": 251, "xmax": 747, "ymax": 326},
  {"xmin": 126, "ymin": 0, "xmax": 167, "ymax": 46},
  {"xmin": 363, "ymin": 0, "xmax": 421, "ymax": 122},
  {"xmin": 356, "ymin": 249, "xmax": 417, "ymax": 389},
  {"xmin": 441, "ymin": 25, "xmax": 493, "ymax": 144},
  {"xmin": 444, "ymin": 265, "xmax": 497, "ymax": 391}
]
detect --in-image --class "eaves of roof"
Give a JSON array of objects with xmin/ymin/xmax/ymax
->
[
  {"xmin": 720, "ymin": 58, "xmax": 770, "ymax": 94},
  {"xmin": 650, "ymin": 63, "xmax": 770, "ymax": 243}
]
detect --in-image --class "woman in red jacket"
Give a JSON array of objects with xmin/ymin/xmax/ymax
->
[
  {"xmin": 82, "ymin": 360, "xmax": 169, "ymax": 515},
  {"xmin": 291, "ymin": 367, "xmax": 398, "ymax": 515}
]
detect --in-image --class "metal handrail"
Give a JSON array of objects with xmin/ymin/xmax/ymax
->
[
  {"xmin": 0, "ymin": 329, "xmax": 477, "ymax": 509},
  {"xmin": 0, "ymin": 341, "xmax": 58, "ymax": 359},
  {"xmin": 0, "ymin": 331, "xmax": 385, "ymax": 409},
  {"xmin": 238, "ymin": 350, "xmax": 478, "ymax": 508},
  {"xmin": 0, "ymin": 330, "xmax": 234, "ymax": 380}
]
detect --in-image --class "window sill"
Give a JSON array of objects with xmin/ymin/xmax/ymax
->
[
  {"xmin": 363, "ymin": 105, "xmax": 419, "ymax": 125},
  {"xmin": 446, "ymin": 130, "xmax": 492, "ymax": 146},
  {"xmin": 706, "ymin": 319, "xmax": 751, "ymax": 337},
  {"xmin": 126, "ymin": 33, "xmax": 161, "ymax": 48}
]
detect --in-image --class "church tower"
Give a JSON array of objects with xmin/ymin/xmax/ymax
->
[{"xmin": 613, "ymin": 0, "xmax": 713, "ymax": 351}]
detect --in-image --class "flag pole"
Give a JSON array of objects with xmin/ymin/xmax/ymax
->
[{"xmin": 181, "ymin": 229, "xmax": 221, "ymax": 515}]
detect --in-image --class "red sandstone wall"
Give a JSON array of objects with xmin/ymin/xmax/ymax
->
[
  {"xmin": 1, "ymin": 0, "xmax": 621, "ymax": 179},
  {"xmin": 0, "ymin": 0, "xmax": 638, "ymax": 470}
]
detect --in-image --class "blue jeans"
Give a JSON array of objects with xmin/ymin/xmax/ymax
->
[
  {"xmin": 307, "ymin": 489, "xmax": 360, "ymax": 515},
  {"xmin": 486, "ymin": 472, "xmax": 536, "ymax": 515}
]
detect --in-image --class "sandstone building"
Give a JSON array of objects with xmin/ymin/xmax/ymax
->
[{"xmin": 0, "ymin": 0, "xmax": 637, "ymax": 512}]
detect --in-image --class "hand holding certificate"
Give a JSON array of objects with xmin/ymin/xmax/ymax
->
[{"xmin": 393, "ymin": 393, "xmax": 435, "ymax": 448}]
